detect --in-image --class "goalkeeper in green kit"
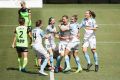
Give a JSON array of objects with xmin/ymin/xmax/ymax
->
[{"xmin": 18, "ymin": 1, "xmax": 32, "ymax": 31}]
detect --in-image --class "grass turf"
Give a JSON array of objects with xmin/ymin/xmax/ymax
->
[{"xmin": 0, "ymin": 4, "xmax": 120, "ymax": 80}]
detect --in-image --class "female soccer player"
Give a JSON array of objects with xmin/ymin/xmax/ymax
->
[
  {"xmin": 12, "ymin": 18, "xmax": 32, "ymax": 72},
  {"xmin": 32, "ymin": 20, "xmax": 50, "ymax": 76},
  {"xmin": 55, "ymin": 15, "xmax": 71, "ymax": 73},
  {"xmin": 18, "ymin": 1, "xmax": 32, "ymax": 31},
  {"xmin": 45, "ymin": 17, "xmax": 57, "ymax": 69},
  {"xmin": 80, "ymin": 10, "xmax": 99, "ymax": 72},
  {"xmin": 63, "ymin": 15, "xmax": 82, "ymax": 73}
]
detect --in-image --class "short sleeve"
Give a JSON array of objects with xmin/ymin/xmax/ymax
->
[
  {"xmin": 40, "ymin": 30, "xmax": 45, "ymax": 38},
  {"xmin": 79, "ymin": 19, "xmax": 85, "ymax": 28},
  {"xmin": 93, "ymin": 19, "xmax": 98, "ymax": 28},
  {"xmin": 46, "ymin": 26, "xmax": 50, "ymax": 33}
]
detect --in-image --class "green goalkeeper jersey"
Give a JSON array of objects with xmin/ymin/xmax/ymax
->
[
  {"xmin": 18, "ymin": 8, "xmax": 31, "ymax": 27},
  {"xmin": 15, "ymin": 26, "xmax": 28, "ymax": 47}
]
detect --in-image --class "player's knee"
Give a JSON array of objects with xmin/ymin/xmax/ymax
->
[
  {"xmin": 65, "ymin": 48, "xmax": 70, "ymax": 54},
  {"xmin": 60, "ymin": 53, "xmax": 64, "ymax": 57},
  {"xmin": 82, "ymin": 47, "xmax": 87, "ymax": 53},
  {"xmin": 23, "ymin": 52, "xmax": 28, "ymax": 58},
  {"xmin": 91, "ymin": 48, "xmax": 96, "ymax": 53},
  {"xmin": 74, "ymin": 50, "xmax": 79, "ymax": 56}
]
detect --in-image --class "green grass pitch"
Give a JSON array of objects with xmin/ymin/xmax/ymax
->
[{"xmin": 0, "ymin": 4, "xmax": 120, "ymax": 80}]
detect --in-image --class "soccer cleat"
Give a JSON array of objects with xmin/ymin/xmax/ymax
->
[
  {"xmin": 21, "ymin": 68, "xmax": 27, "ymax": 72},
  {"xmin": 95, "ymin": 65, "xmax": 99, "ymax": 72},
  {"xmin": 87, "ymin": 63, "xmax": 93, "ymax": 72},
  {"xmin": 75, "ymin": 67, "xmax": 82, "ymax": 73},
  {"xmin": 54, "ymin": 67, "xmax": 59, "ymax": 73},
  {"xmin": 63, "ymin": 67, "xmax": 71, "ymax": 72},
  {"xmin": 39, "ymin": 70, "xmax": 48, "ymax": 76}
]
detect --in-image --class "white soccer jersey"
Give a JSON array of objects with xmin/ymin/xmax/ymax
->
[
  {"xmin": 59, "ymin": 23, "xmax": 70, "ymax": 53},
  {"xmin": 80, "ymin": 18, "xmax": 98, "ymax": 38},
  {"xmin": 69, "ymin": 22, "xmax": 80, "ymax": 42},
  {"xmin": 59, "ymin": 23, "xmax": 71, "ymax": 41},
  {"xmin": 32, "ymin": 27, "xmax": 44, "ymax": 45},
  {"xmin": 45, "ymin": 25, "xmax": 56, "ymax": 44}
]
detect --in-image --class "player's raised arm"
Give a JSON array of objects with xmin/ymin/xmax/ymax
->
[{"xmin": 28, "ymin": 9, "xmax": 32, "ymax": 27}]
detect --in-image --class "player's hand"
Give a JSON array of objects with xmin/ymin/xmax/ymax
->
[
  {"xmin": 11, "ymin": 44, "xmax": 15, "ymax": 48},
  {"xmin": 85, "ymin": 27, "xmax": 91, "ymax": 30}
]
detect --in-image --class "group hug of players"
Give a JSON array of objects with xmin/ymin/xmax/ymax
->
[{"xmin": 11, "ymin": 1, "xmax": 99, "ymax": 76}]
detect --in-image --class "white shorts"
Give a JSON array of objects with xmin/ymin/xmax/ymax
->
[
  {"xmin": 66, "ymin": 41, "xmax": 80, "ymax": 51},
  {"xmin": 82, "ymin": 36, "xmax": 96, "ymax": 49},
  {"xmin": 59, "ymin": 41, "xmax": 68, "ymax": 54},
  {"xmin": 45, "ymin": 43, "xmax": 56, "ymax": 51},
  {"xmin": 32, "ymin": 44, "xmax": 49, "ymax": 59}
]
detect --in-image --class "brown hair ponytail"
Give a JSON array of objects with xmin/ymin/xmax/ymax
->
[{"xmin": 88, "ymin": 10, "xmax": 96, "ymax": 18}]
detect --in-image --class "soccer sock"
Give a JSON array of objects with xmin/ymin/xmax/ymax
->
[
  {"xmin": 65, "ymin": 55, "xmax": 70, "ymax": 68},
  {"xmin": 22, "ymin": 58, "xmax": 28, "ymax": 69},
  {"xmin": 40, "ymin": 59, "xmax": 48, "ymax": 72},
  {"xmin": 56, "ymin": 55, "xmax": 63, "ymax": 67},
  {"xmin": 84, "ymin": 52, "xmax": 91, "ymax": 64},
  {"xmin": 64, "ymin": 55, "xmax": 70, "ymax": 69},
  {"xmin": 17, "ymin": 58, "xmax": 22, "ymax": 71},
  {"xmin": 74, "ymin": 56, "xmax": 81, "ymax": 69},
  {"xmin": 50, "ymin": 54, "xmax": 54, "ymax": 67},
  {"xmin": 93, "ymin": 52, "xmax": 98, "ymax": 65}
]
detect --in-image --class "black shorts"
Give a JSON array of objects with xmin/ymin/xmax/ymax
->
[{"xmin": 16, "ymin": 47, "xmax": 28, "ymax": 53}]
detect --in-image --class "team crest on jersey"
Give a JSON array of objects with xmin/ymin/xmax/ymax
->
[
  {"xmin": 85, "ymin": 20, "xmax": 92, "ymax": 26},
  {"xmin": 88, "ymin": 22, "xmax": 91, "ymax": 25}
]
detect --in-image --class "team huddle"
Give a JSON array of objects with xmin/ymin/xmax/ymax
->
[{"xmin": 11, "ymin": 1, "xmax": 99, "ymax": 76}]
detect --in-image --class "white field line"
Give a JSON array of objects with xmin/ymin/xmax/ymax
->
[
  {"xmin": 55, "ymin": 41, "xmax": 120, "ymax": 44},
  {"xmin": 97, "ymin": 41, "xmax": 120, "ymax": 44},
  {"xmin": 98, "ymin": 24, "xmax": 120, "ymax": 26},
  {"xmin": 81, "ymin": 41, "xmax": 120, "ymax": 44},
  {"xmin": 0, "ymin": 25, "xmax": 18, "ymax": 27},
  {"xmin": 0, "ymin": 24, "xmax": 120, "ymax": 27}
]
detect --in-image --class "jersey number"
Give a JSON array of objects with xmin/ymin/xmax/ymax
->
[
  {"xmin": 19, "ymin": 31, "xmax": 23, "ymax": 38},
  {"xmin": 33, "ymin": 33, "xmax": 37, "ymax": 40},
  {"xmin": 18, "ymin": 31, "xmax": 24, "ymax": 43}
]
